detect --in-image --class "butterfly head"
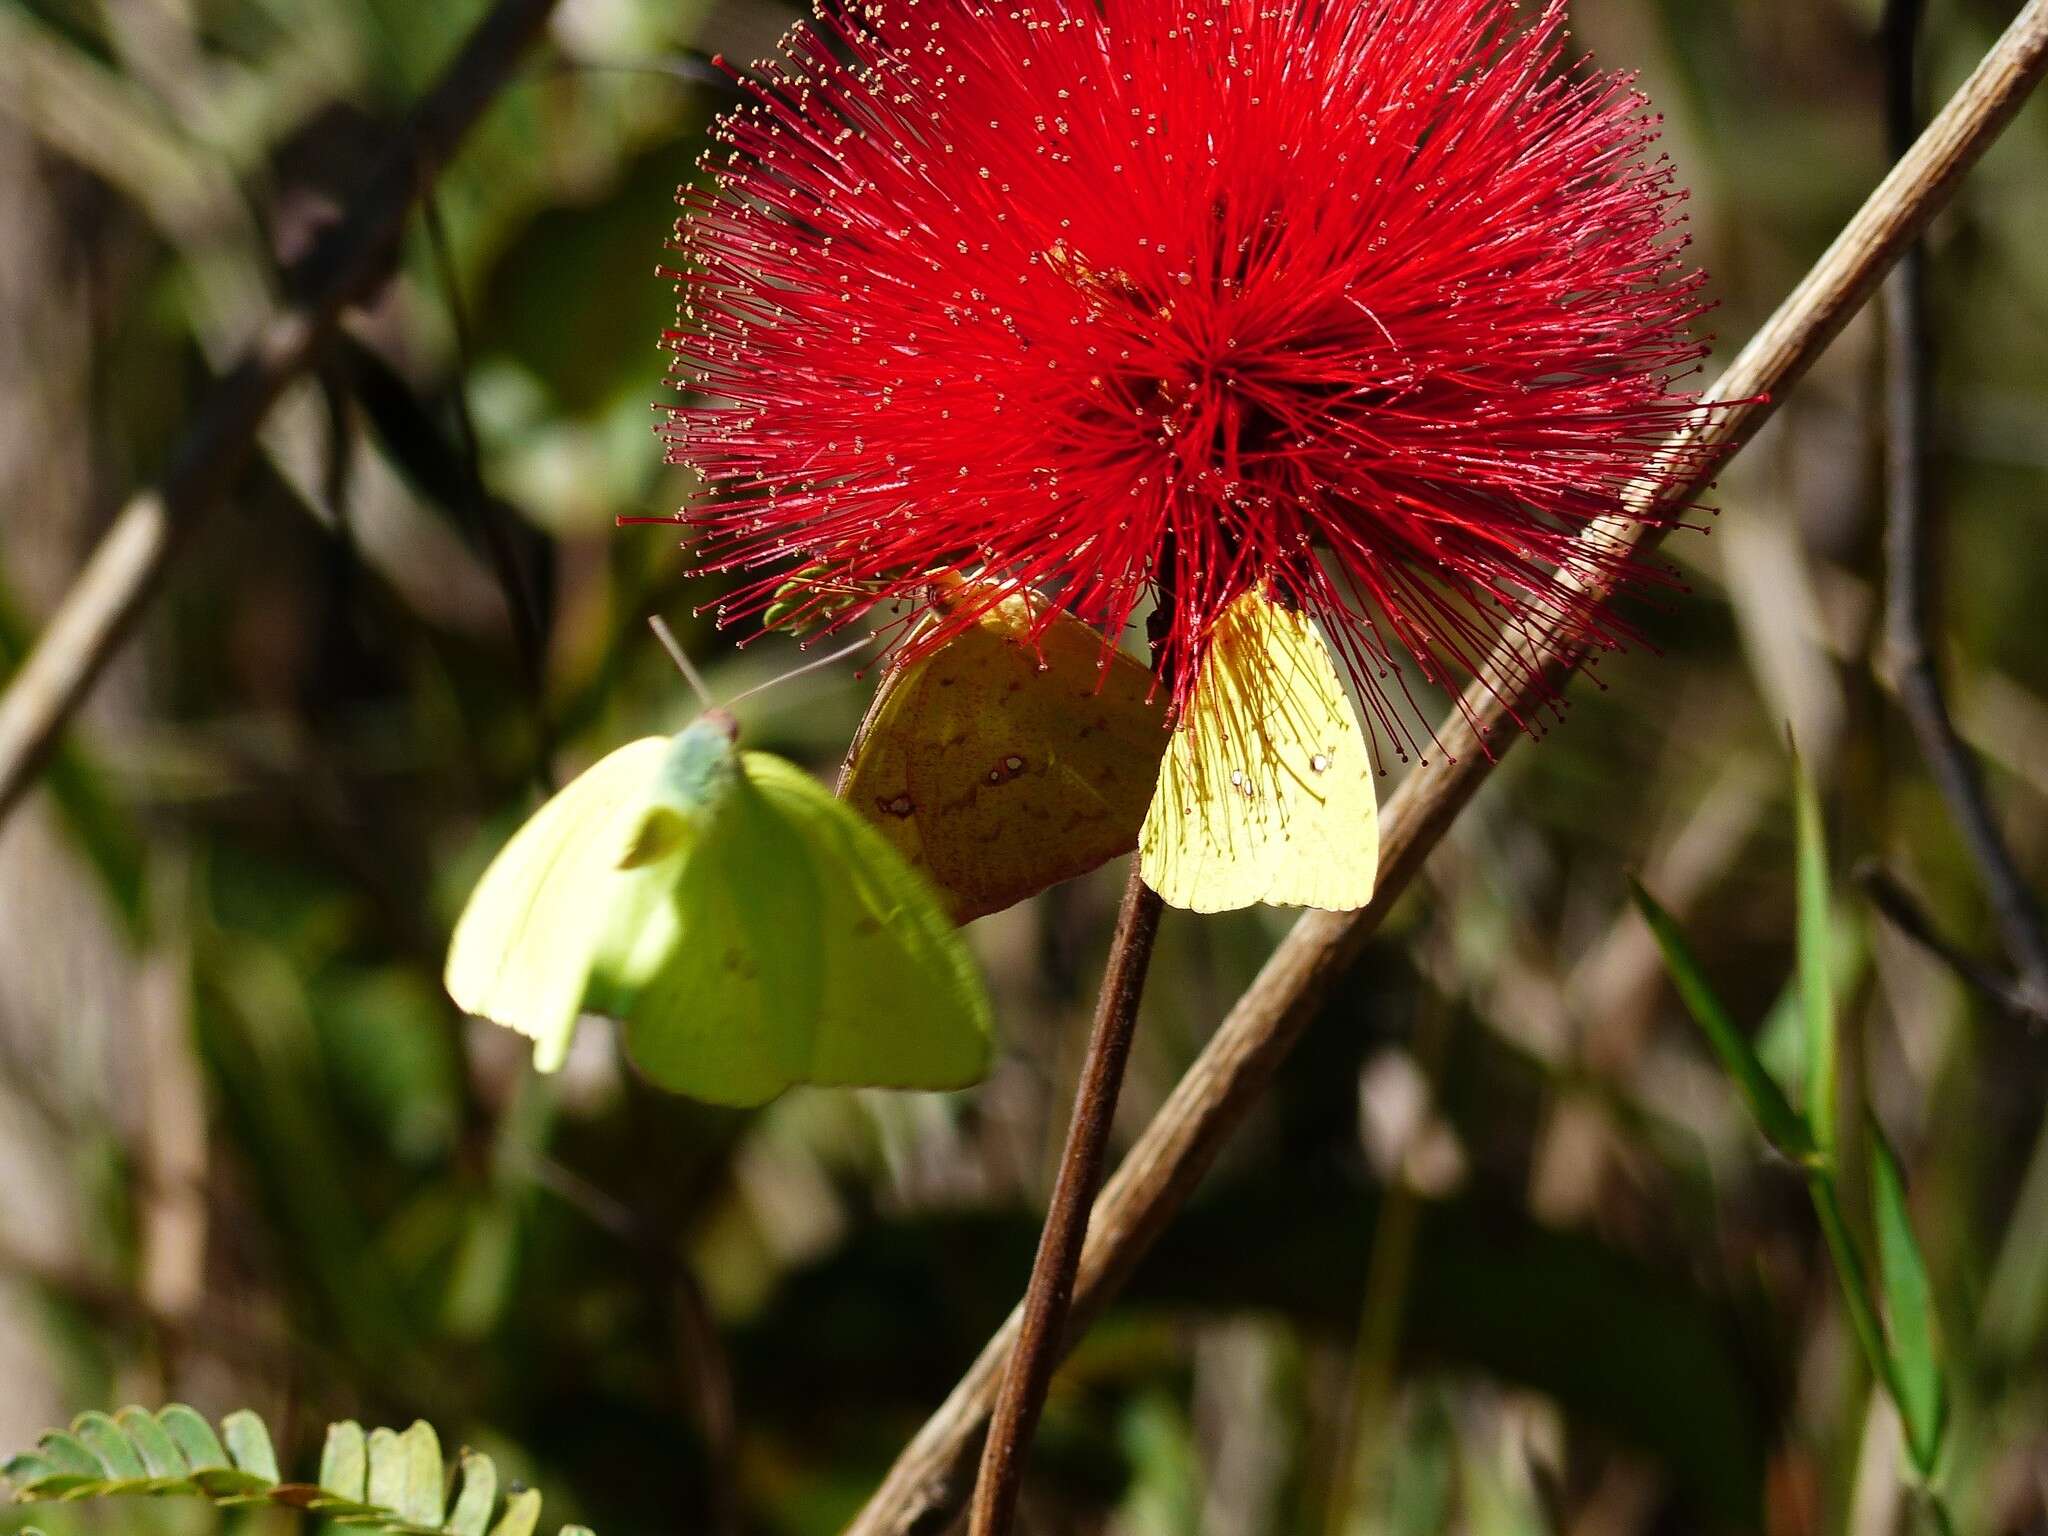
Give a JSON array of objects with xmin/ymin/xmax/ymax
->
[{"xmin": 617, "ymin": 716, "xmax": 744, "ymax": 869}]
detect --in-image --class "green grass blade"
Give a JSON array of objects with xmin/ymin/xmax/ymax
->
[
  {"xmin": 1631, "ymin": 878, "xmax": 1815, "ymax": 1160},
  {"xmin": 1809, "ymin": 1173, "xmax": 1898, "ymax": 1403},
  {"xmin": 1873, "ymin": 1130, "xmax": 1947, "ymax": 1475},
  {"xmin": 1793, "ymin": 750, "xmax": 1836, "ymax": 1162}
]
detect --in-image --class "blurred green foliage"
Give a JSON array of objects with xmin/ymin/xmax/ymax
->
[{"xmin": 1, "ymin": 0, "xmax": 2046, "ymax": 1533}]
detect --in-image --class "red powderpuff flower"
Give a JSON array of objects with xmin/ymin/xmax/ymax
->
[{"xmin": 657, "ymin": 0, "xmax": 1716, "ymax": 758}]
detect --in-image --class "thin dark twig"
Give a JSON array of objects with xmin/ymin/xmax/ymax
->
[
  {"xmin": 0, "ymin": 0, "xmax": 564, "ymax": 827},
  {"xmin": 670, "ymin": 1270, "xmax": 743, "ymax": 1536},
  {"xmin": 1878, "ymin": 0, "xmax": 2048, "ymax": 1018},
  {"xmin": 1857, "ymin": 862, "xmax": 2048, "ymax": 1024},
  {"xmin": 968, "ymin": 561, "xmax": 1183, "ymax": 1536},
  {"xmin": 420, "ymin": 193, "xmax": 557, "ymax": 793},
  {"xmin": 970, "ymin": 859, "xmax": 1164, "ymax": 1536}
]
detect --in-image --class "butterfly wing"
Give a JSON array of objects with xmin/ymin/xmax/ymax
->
[
  {"xmin": 837, "ymin": 657, "xmax": 933, "ymax": 876},
  {"xmin": 445, "ymin": 736, "xmax": 670, "ymax": 1071},
  {"xmin": 841, "ymin": 588, "xmax": 1166, "ymax": 922},
  {"xmin": 1139, "ymin": 590, "xmax": 1378, "ymax": 913},
  {"xmin": 746, "ymin": 753, "xmax": 993, "ymax": 1090},
  {"xmin": 604, "ymin": 751, "xmax": 993, "ymax": 1103},
  {"xmin": 594, "ymin": 752, "xmax": 827, "ymax": 1106}
]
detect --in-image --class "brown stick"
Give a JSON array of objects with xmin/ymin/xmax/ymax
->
[
  {"xmin": 1857, "ymin": 861, "xmax": 2048, "ymax": 1025},
  {"xmin": 970, "ymin": 862, "xmax": 1164, "ymax": 1536},
  {"xmin": 1876, "ymin": 0, "xmax": 2048, "ymax": 1017},
  {"xmin": 844, "ymin": 7, "xmax": 2048, "ymax": 1531},
  {"xmin": 0, "ymin": 0, "xmax": 564, "ymax": 824}
]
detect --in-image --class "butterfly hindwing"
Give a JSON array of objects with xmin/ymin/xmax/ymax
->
[
  {"xmin": 602, "ymin": 748, "xmax": 991, "ymax": 1104},
  {"xmin": 1139, "ymin": 589, "xmax": 1379, "ymax": 913},
  {"xmin": 742, "ymin": 753, "xmax": 994, "ymax": 1091},
  {"xmin": 841, "ymin": 584, "xmax": 1167, "ymax": 922}
]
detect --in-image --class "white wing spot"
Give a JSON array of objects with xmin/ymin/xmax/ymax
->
[{"xmin": 1311, "ymin": 753, "xmax": 1331, "ymax": 774}]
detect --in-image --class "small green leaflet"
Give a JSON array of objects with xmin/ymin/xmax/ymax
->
[
  {"xmin": 1630, "ymin": 877, "xmax": 1815, "ymax": 1163},
  {"xmin": 1792, "ymin": 745, "xmax": 1837, "ymax": 1163},
  {"xmin": 1871, "ymin": 1129, "xmax": 1947, "ymax": 1475},
  {"xmin": 446, "ymin": 713, "xmax": 994, "ymax": 1106}
]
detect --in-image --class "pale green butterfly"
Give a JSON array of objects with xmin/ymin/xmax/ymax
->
[{"xmin": 444, "ymin": 620, "xmax": 994, "ymax": 1107}]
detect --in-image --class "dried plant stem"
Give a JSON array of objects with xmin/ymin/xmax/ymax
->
[
  {"xmin": 0, "ymin": 0, "xmax": 564, "ymax": 826},
  {"xmin": 1857, "ymin": 862, "xmax": 2048, "ymax": 1024},
  {"xmin": 969, "ymin": 860, "xmax": 1164, "ymax": 1536},
  {"xmin": 844, "ymin": 9, "xmax": 2048, "ymax": 1532},
  {"xmin": 1875, "ymin": 0, "xmax": 2048, "ymax": 1021}
]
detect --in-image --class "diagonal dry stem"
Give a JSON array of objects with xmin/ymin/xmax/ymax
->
[
  {"xmin": 844, "ymin": 5, "xmax": 2048, "ymax": 1530},
  {"xmin": 0, "ymin": 0, "xmax": 564, "ymax": 825}
]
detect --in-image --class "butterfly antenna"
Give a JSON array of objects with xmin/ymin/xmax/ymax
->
[
  {"xmin": 723, "ymin": 632, "xmax": 880, "ymax": 710},
  {"xmin": 648, "ymin": 616, "xmax": 717, "ymax": 711}
]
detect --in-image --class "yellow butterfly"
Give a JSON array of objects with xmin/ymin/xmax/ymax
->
[
  {"xmin": 1139, "ymin": 586, "xmax": 1379, "ymax": 913},
  {"xmin": 445, "ymin": 714, "xmax": 991, "ymax": 1106},
  {"xmin": 839, "ymin": 579, "xmax": 1167, "ymax": 923}
]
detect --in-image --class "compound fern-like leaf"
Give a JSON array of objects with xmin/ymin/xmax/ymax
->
[{"xmin": 2, "ymin": 1404, "xmax": 594, "ymax": 1536}]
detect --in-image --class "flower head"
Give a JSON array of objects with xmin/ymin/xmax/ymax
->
[{"xmin": 660, "ymin": 0, "xmax": 1715, "ymax": 755}]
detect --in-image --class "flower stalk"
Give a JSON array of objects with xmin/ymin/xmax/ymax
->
[{"xmin": 970, "ymin": 862, "xmax": 1164, "ymax": 1536}]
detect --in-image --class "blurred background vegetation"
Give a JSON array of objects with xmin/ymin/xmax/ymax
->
[{"xmin": 1, "ymin": 0, "xmax": 2045, "ymax": 1532}]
